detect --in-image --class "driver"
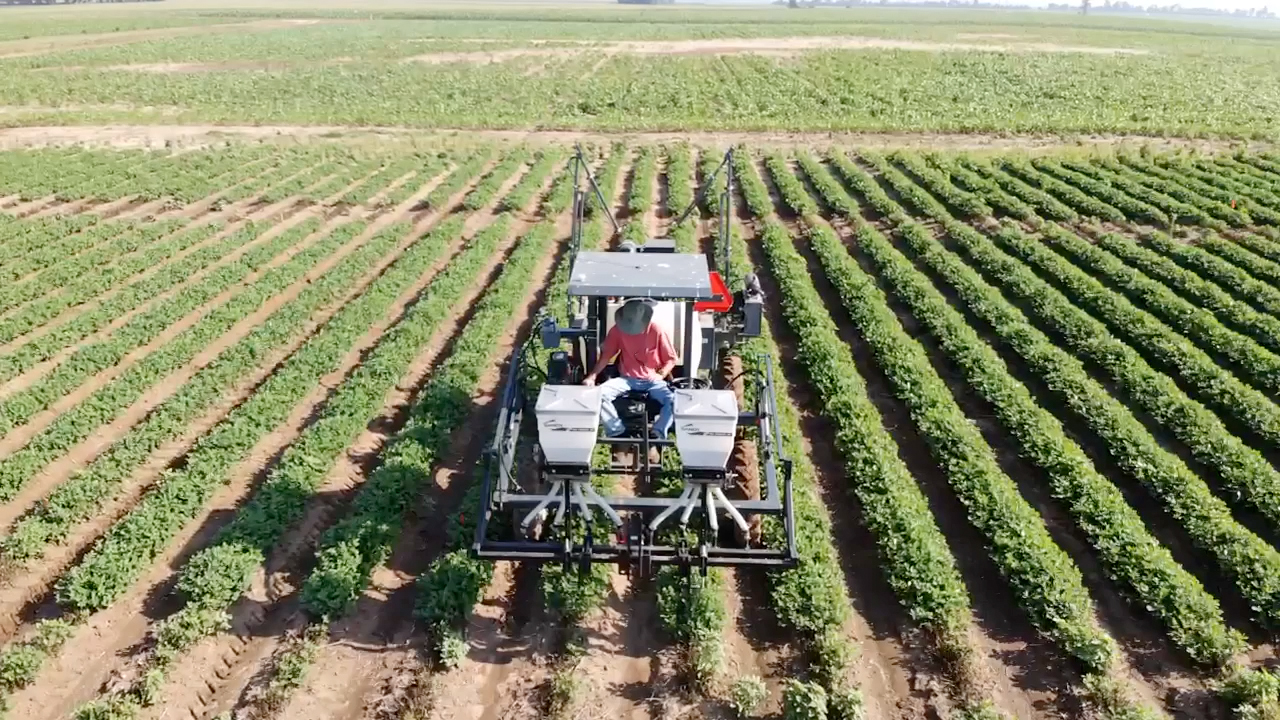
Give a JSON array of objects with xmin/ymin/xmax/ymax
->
[{"xmin": 583, "ymin": 298, "xmax": 678, "ymax": 439}]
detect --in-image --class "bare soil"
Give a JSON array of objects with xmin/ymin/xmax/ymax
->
[
  {"xmin": 402, "ymin": 35, "xmax": 1146, "ymax": 65},
  {"xmin": 0, "ymin": 125, "xmax": 1263, "ymax": 155}
]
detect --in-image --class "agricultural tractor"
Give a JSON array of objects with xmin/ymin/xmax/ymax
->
[{"xmin": 471, "ymin": 147, "xmax": 799, "ymax": 577}]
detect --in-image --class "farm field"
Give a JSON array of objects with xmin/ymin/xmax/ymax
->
[
  {"xmin": 0, "ymin": 5, "xmax": 1276, "ymax": 138},
  {"xmin": 0, "ymin": 134, "xmax": 1279, "ymax": 720}
]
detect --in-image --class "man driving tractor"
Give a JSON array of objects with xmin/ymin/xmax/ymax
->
[{"xmin": 582, "ymin": 298, "xmax": 678, "ymax": 440}]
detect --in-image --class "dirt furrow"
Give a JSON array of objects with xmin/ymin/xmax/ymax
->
[{"xmin": 0, "ymin": 164, "xmax": 498, "ymax": 720}]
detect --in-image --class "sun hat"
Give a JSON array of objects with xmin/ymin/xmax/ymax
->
[{"xmin": 615, "ymin": 298, "xmax": 656, "ymax": 336}]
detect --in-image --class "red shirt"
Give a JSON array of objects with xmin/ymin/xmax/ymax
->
[{"xmin": 600, "ymin": 323, "xmax": 677, "ymax": 381}]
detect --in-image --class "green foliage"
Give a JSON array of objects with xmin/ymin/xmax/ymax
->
[
  {"xmin": 782, "ymin": 679, "xmax": 828, "ymax": 720},
  {"xmin": 730, "ymin": 675, "xmax": 768, "ymax": 718}
]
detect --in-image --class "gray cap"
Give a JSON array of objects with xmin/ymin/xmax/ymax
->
[{"xmin": 615, "ymin": 298, "xmax": 655, "ymax": 336}]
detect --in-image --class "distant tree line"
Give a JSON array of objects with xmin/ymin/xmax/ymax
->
[{"xmin": 1049, "ymin": 0, "xmax": 1275, "ymax": 17}]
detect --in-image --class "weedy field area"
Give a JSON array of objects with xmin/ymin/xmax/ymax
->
[
  {"xmin": 0, "ymin": 3, "xmax": 1275, "ymax": 137},
  {"xmin": 0, "ymin": 3, "xmax": 1279, "ymax": 720}
]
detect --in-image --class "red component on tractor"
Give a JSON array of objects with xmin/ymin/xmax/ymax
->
[{"xmin": 695, "ymin": 271, "xmax": 733, "ymax": 313}]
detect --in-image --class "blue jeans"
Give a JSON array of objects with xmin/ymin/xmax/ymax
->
[{"xmin": 598, "ymin": 376, "xmax": 675, "ymax": 438}]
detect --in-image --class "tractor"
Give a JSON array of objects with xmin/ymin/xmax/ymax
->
[{"xmin": 471, "ymin": 146, "xmax": 798, "ymax": 577}]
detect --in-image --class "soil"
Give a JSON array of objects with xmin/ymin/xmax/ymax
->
[
  {"xmin": 401, "ymin": 35, "xmax": 1146, "ymax": 65},
  {"xmin": 0, "ymin": 125, "xmax": 1263, "ymax": 155}
]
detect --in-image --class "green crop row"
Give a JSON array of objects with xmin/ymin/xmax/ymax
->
[
  {"xmin": 824, "ymin": 152, "xmax": 903, "ymax": 220},
  {"xmin": 218, "ymin": 156, "xmax": 322, "ymax": 204},
  {"xmin": 859, "ymin": 151, "xmax": 954, "ymax": 221},
  {"xmin": 794, "ymin": 153, "xmax": 859, "ymax": 220},
  {"xmin": 1230, "ymin": 233, "xmax": 1280, "ymax": 265},
  {"xmin": 1032, "ymin": 158, "xmax": 1169, "ymax": 225},
  {"xmin": 1094, "ymin": 157, "xmax": 1247, "ymax": 227},
  {"xmin": 992, "ymin": 224, "xmax": 1280, "ymax": 532},
  {"xmin": 0, "ymin": 218, "xmax": 177, "ymax": 319},
  {"xmin": 757, "ymin": 216, "xmax": 974, "ymax": 662},
  {"xmin": 463, "ymin": 149, "xmax": 530, "ymax": 211},
  {"xmin": 0, "ymin": 220, "xmax": 404, "ymax": 567},
  {"xmin": 0, "ymin": 215, "xmax": 98, "ymax": 271},
  {"xmin": 1147, "ymin": 232, "xmax": 1280, "ymax": 319},
  {"xmin": 1042, "ymin": 225, "xmax": 1280, "ymax": 398},
  {"xmin": 1098, "ymin": 231, "xmax": 1280, "ymax": 356},
  {"xmin": 998, "ymin": 160, "xmax": 1126, "ymax": 223},
  {"xmin": 938, "ymin": 220, "xmax": 1280, "ymax": 627},
  {"xmin": 340, "ymin": 155, "xmax": 432, "ymax": 207},
  {"xmin": 96, "ymin": 216, "xmax": 524, "ymax": 713},
  {"xmin": 1114, "ymin": 155, "xmax": 1276, "ymax": 225},
  {"xmin": 962, "ymin": 157, "xmax": 1078, "ymax": 222},
  {"xmin": 1154, "ymin": 157, "xmax": 1280, "ymax": 216},
  {"xmin": 1212, "ymin": 157, "xmax": 1280, "ymax": 199},
  {"xmin": 1059, "ymin": 159, "xmax": 1214, "ymax": 227},
  {"xmin": 301, "ymin": 216, "xmax": 547, "ymax": 618},
  {"xmin": 924, "ymin": 154, "xmax": 1037, "ymax": 222},
  {"xmin": 1199, "ymin": 233, "xmax": 1280, "ymax": 286},
  {"xmin": 55, "ymin": 214, "xmax": 467, "ymax": 614},
  {"xmin": 808, "ymin": 220, "xmax": 1134, "ymax": 688},
  {"xmin": 0, "ymin": 220, "xmax": 226, "ymax": 359},
  {"xmin": 0, "ymin": 218, "xmax": 328, "ymax": 504},
  {"xmin": 860, "ymin": 219, "xmax": 1243, "ymax": 666},
  {"xmin": 890, "ymin": 151, "xmax": 993, "ymax": 219},
  {"xmin": 498, "ymin": 150, "xmax": 561, "ymax": 213},
  {"xmin": 626, "ymin": 146, "xmax": 656, "ymax": 216},
  {"xmin": 0, "ymin": 216, "xmax": 121, "ymax": 285},
  {"xmin": 764, "ymin": 152, "xmax": 818, "ymax": 218},
  {"xmin": 662, "ymin": 143, "xmax": 694, "ymax": 250},
  {"xmin": 697, "ymin": 147, "xmax": 726, "ymax": 218},
  {"xmin": 0, "ymin": 221, "xmax": 307, "ymax": 434}
]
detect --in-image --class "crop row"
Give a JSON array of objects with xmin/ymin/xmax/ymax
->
[
  {"xmin": 0, "ymin": 217, "xmax": 178, "ymax": 319},
  {"xmin": 1061, "ymin": 158, "xmax": 1215, "ymax": 227},
  {"xmin": 0, "ymin": 219, "xmax": 207, "ymax": 351},
  {"xmin": 737, "ymin": 150, "xmax": 971, "ymax": 690},
  {"xmin": 627, "ymin": 146, "xmax": 656, "ymax": 217},
  {"xmin": 1096, "ymin": 232, "xmax": 1280, "ymax": 356},
  {"xmin": 930, "ymin": 219, "xmax": 1280, "ymax": 629},
  {"xmin": 99, "ymin": 214, "xmax": 537, "ymax": 715},
  {"xmin": 990, "ymin": 225, "xmax": 1280, "ymax": 529},
  {"xmin": 0, "ymin": 213, "xmax": 459, "ymax": 712},
  {"xmin": 774, "ymin": 161, "xmax": 1138, "ymax": 711},
  {"xmin": 961, "ymin": 157, "xmax": 1079, "ymax": 221},
  {"xmin": 1093, "ymin": 157, "xmax": 1246, "ymax": 226},
  {"xmin": 0, "ymin": 222, "xmax": 306, "ymax": 435},
  {"xmin": 1147, "ymin": 232, "xmax": 1280, "ymax": 320},
  {"xmin": 1198, "ymin": 233, "xmax": 1280, "ymax": 286},
  {"xmin": 1159, "ymin": 157, "xmax": 1280, "ymax": 215},
  {"xmin": 0, "ymin": 216, "xmax": 120, "ymax": 285},
  {"xmin": 1032, "ymin": 158, "xmax": 1170, "ymax": 225},
  {"xmin": 53, "ymin": 214, "xmax": 467, "ymax": 613},
  {"xmin": 0, "ymin": 215, "xmax": 98, "ymax": 271},
  {"xmin": 861, "ymin": 215, "xmax": 1244, "ymax": 666},
  {"xmin": 463, "ymin": 149, "xmax": 530, "ymax": 211},
  {"xmin": 662, "ymin": 143, "xmax": 694, "ymax": 250},
  {"xmin": 1118, "ymin": 156, "xmax": 1280, "ymax": 226},
  {"xmin": 1041, "ymin": 225, "xmax": 1280, "ymax": 398},
  {"xmin": 997, "ymin": 159, "xmax": 1127, "ymax": 223},
  {"xmin": 890, "ymin": 151, "xmax": 993, "ymax": 219},
  {"xmin": 0, "ymin": 220, "xmax": 405, "ymax": 567},
  {"xmin": 498, "ymin": 150, "xmax": 561, "ymax": 213},
  {"xmin": 924, "ymin": 154, "xmax": 1037, "ymax": 222},
  {"xmin": 0, "ymin": 218, "xmax": 329, "ymax": 507}
]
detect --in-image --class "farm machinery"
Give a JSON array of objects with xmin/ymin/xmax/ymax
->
[{"xmin": 471, "ymin": 147, "xmax": 798, "ymax": 577}]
